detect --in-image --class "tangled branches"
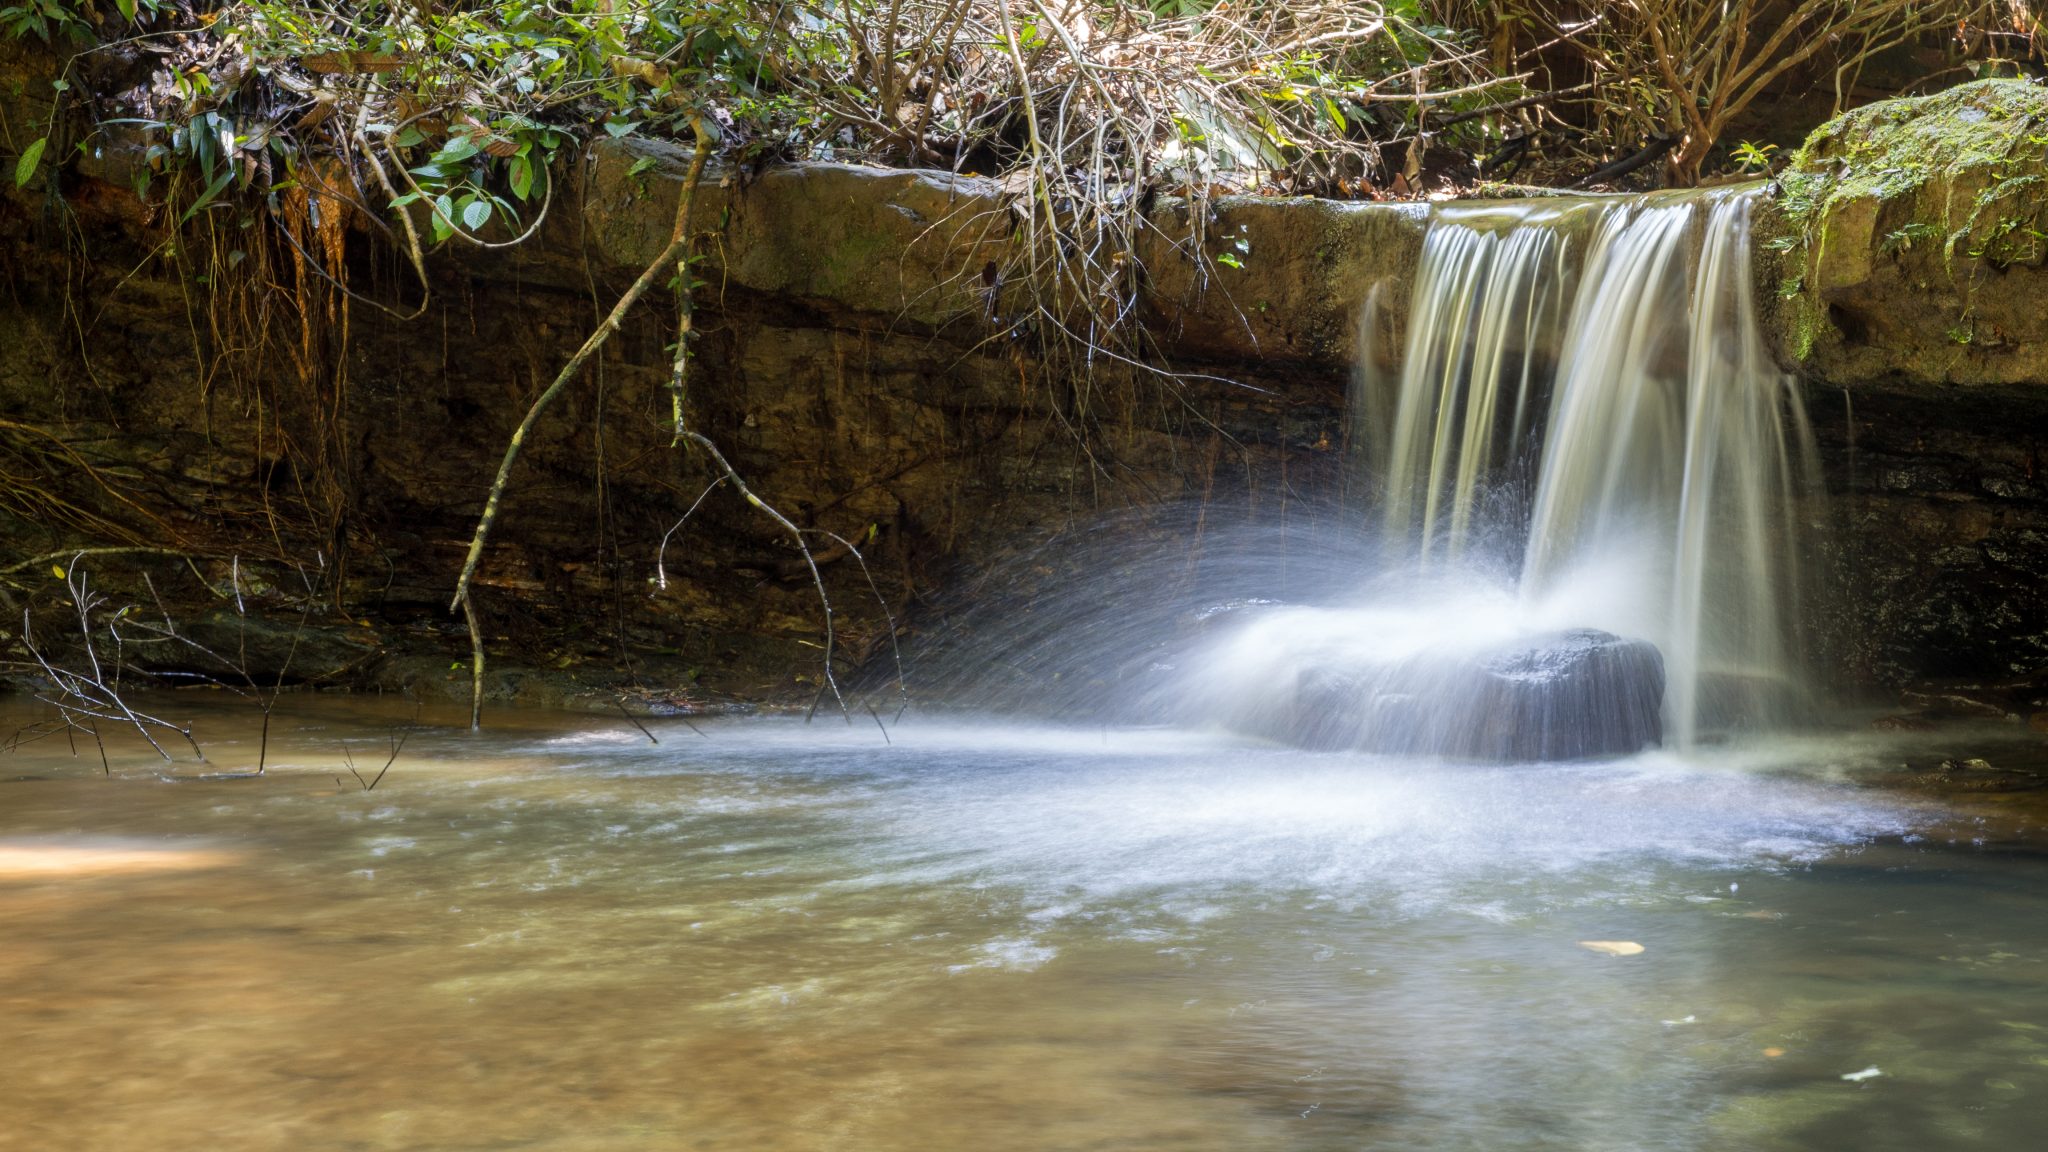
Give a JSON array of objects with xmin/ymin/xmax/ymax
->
[
  {"xmin": 1450, "ymin": 1, "xmax": 2013, "ymax": 187},
  {"xmin": 822, "ymin": 0, "xmax": 1503, "ymax": 189},
  {"xmin": 12, "ymin": 561, "xmax": 203, "ymax": 769}
]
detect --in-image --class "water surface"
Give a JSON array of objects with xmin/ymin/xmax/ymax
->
[{"xmin": 2, "ymin": 697, "xmax": 2044, "ymax": 1151}]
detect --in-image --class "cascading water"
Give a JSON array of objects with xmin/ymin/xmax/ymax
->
[
  {"xmin": 1379, "ymin": 199, "xmax": 1586, "ymax": 565},
  {"xmin": 1197, "ymin": 186, "xmax": 1817, "ymax": 756}
]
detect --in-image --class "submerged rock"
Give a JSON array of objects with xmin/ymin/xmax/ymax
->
[{"xmin": 1256, "ymin": 628, "xmax": 1665, "ymax": 762}]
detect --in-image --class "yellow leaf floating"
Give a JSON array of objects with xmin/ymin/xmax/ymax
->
[
  {"xmin": 1579, "ymin": 940, "xmax": 1645, "ymax": 957},
  {"xmin": 50, "ymin": 564, "xmax": 65, "ymax": 579}
]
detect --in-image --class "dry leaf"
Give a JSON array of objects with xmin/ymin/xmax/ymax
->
[
  {"xmin": 301, "ymin": 52, "xmax": 405, "ymax": 76},
  {"xmin": 1578, "ymin": 940, "xmax": 1645, "ymax": 956}
]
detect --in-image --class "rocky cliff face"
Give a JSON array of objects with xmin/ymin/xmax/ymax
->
[
  {"xmin": 3, "ymin": 53, "xmax": 2043, "ymax": 714},
  {"xmin": 1, "ymin": 114, "xmax": 1414, "ymax": 710}
]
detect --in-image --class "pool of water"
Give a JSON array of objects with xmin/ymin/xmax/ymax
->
[{"xmin": 2, "ymin": 696, "xmax": 2045, "ymax": 1151}]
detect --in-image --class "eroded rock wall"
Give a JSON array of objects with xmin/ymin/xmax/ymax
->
[
  {"xmin": 0, "ymin": 128, "xmax": 1407, "ymax": 708},
  {"xmin": 4, "ymin": 64, "xmax": 2044, "ymax": 709},
  {"xmin": 1759, "ymin": 80, "xmax": 2048, "ymax": 698}
]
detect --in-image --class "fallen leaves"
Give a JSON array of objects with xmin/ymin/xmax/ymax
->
[{"xmin": 1579, "ymin": 940, "xmax": 1645, "ymax": 957}]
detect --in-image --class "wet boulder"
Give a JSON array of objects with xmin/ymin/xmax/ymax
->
[{"xmin": 1263, "ymin": 629, "xmax": 1665, "ymax": 761}]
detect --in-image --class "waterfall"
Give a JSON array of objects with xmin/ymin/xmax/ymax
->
[
  {"xmin": 1376, "ymin": 187, "xmax": 1816, "ymax": 744},
  {"xmin": 1380, "ymin": 200, "xmax": 1588, "ymax": 565},
  {"xmin": 1020, "ymin": 185, "xmax": 1815, "ymax": 758}
]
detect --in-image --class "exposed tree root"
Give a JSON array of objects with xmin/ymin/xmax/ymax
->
[{"xmin": 449, "ymin": 117, "xmax": 712, "ymax": 729}]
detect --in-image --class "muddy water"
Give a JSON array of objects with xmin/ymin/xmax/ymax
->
[{"xmin": 1, "ymin": 696, "xmax": 2045, "ymax": 1151}]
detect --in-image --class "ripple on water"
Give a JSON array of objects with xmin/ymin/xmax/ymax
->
[{"xmin": 0, "ymin": 701, "xmax": 2011, "ymax": 1152}]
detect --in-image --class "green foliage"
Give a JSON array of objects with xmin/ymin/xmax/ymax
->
[
  {"xmin": 1, "ymin": 0, "xmax": 164, "ymax": 42},
  {"xmin": 13, "ymin": 134, "xmax": 45, "ymax": 186},
  {"xmin": 1731, "ymin": 140, "xmax": 1778, "ymax": 173},
  {"xmin": 1, "ymin": 0, "xmax": 816, "ymax": 225},
  {"xmin": 1215, "ymin": 223, "xmax": 1251, "ymax": 269},
  {"xmin": 0, "ymin": 0, "xmax": 87, "ymax": 42},
  {"xmin": 387, "ymin": 123, "xmax": 558, "ymax": 244},
  {"xmin": 0, "ymin": 0, "xmax": 1537, "ymax": 238}
]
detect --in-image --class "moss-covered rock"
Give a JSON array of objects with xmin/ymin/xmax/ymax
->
[{"xmin": 1758, "ymin": 80, "xmax": 2048, "ymax": 386}]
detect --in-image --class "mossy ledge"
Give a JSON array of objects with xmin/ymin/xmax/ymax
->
[{"xmin": 1756, "ymin": 79, "xmax": 2048, "ymax": 388}]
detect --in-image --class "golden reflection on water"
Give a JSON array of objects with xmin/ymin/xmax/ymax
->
[
  {"xmin": 0, "ymin": 700, "xmax": 1267, "ymax": 1152},
  {"xmin": 0, "ymin": 696, "xmax": 2045, "ymax": 1151}
]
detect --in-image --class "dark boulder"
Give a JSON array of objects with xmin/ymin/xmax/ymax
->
[{"xmin": 1255, "ymin": 629, "xmax": 1665, "ymax": 761}]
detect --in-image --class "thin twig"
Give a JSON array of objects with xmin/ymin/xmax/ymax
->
[{"xmin": 614, "ymin": 700, "xmax": 659, "ymax": 744}]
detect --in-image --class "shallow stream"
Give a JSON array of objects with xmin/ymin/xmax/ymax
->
[{"xmin": 3, "ymin": 696, "xmax": 2046, "ymax": 1151}]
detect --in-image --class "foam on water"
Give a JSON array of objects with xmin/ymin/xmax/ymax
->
[{"xmin": 564, "ymin": 718, "xmax": 1918, "ymax": 926}]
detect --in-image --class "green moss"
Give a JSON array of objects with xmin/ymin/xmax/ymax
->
[
  {"xmin": 1778, "ymin": 79, "xmax": 2048, "ymax": 267},
  {"xmin": 1759, "ymin": 80, "xmax": 2048, "ymax": 367}
]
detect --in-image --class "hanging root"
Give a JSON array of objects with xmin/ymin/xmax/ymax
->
[
  {"xmin": 676, "ymin": 431, "xmax": 848, "ymax": 720},
  {"xmin": 449, "ymin": 116, "xmax": 712, "ymax": 729}
]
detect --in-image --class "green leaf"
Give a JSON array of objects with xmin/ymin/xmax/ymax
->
[
  {"xmin": 431, "ymin": 193, "xmax": 454, "ymax": 241},
  {"xmin": 391, "ymin": 125, "xmax": 426, "ymax": 148},
  {"xmin": 435, "ymin": 136, "xmax": 480, "ymax": 164},
  {"xmin": 461, "ymin": 196, "xmax": 492, "ymax": 231},
  {"xmin": 507, "ymin": 154, "xmax": 533, "ymax": 201},
  {"xmin": 1216, "ymin": 252, "xmax": 1243, "ymax": 269},
  {"xmin": 114, "ymin": 0, "xmax": 135, "ymax": 21},
  {"xmin": 178, "ymin": 165, "xmax": 236, "ymax": 224},
  {"xmin": 14, "ymin": 136, "xmax": 46, "ymax": 187}
]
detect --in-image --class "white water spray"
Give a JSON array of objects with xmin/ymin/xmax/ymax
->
[{"xmin": 953, "ymin": 187, "xmax": 1814, "ymax": 757}]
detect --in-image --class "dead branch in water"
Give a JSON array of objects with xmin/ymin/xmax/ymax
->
[
  {"xmin": 11, "ymin": 559, "xmax": 203, "ymax": 769},
  {"xmin": 342, "ymin": 728, "xmax": 407, "ymax": 791},
  {"xmin": 613, "ymin": 700, "xmax": 658, "ymax": 744},
  {"xmin": 677, "ymin": 431, "xmax": 848, "ymax": 721},
  {"xmin": 806, "ymin": 527, "xmax": 910, "ymax": 717},
  {"xmin": 119, "ymin": 557, "xmax": 337, "ymax": 776}
]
